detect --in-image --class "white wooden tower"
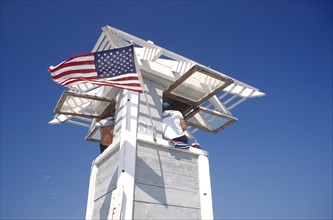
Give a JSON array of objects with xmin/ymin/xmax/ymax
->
[{"xmin": 49, "ymin": 25, "xmax": 265, "ymax": 220}]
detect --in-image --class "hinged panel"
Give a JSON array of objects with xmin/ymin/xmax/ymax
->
[
  {"xmin": 164, "ymin": 65, "xmax": 234, "ymax": 106},
  {"xmin": 185, "ymin": 106, "xmax": 237, "ymax": 134},
  {"xmin": 54, "ymin": 91, "xmax": 116, "ymax": 119}
]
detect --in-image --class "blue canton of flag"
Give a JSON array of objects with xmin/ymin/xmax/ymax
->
[{"xmin": 94, "ymin": 45, "xmax": 136, "ymax": 78}]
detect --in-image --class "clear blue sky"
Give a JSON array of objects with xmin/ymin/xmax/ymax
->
[{"xmin": 1, "ymin": 1, "xmax": 332, "ymax": 219}]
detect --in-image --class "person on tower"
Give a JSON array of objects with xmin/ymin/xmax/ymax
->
[
  {"xmin": 161, "ymin": 102, "xmax": 189, "ymax": 149},
  {"xmin": 96, "ymin": 115, "xmax": 114, "ymax": 153}
]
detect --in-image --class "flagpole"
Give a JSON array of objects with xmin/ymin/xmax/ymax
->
[{"xmin": 132, "ymin": 45, "xmax": 157, "ymax": 142}]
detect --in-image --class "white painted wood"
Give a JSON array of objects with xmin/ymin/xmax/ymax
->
[
  {"xmin": 198, "ymin": 154, "xmax": 214, "ymax": 219},
  {"xmin": 85, "ymin": 141, "xmax": 120, "ymax": 220},
  {"xmin": 132, "ymin": 142, "xmax": 203, "ymax": 219},
  {"xmin": 102, "ymin": 26, "xmax": 118, "ymax": 48},
  {"xmin": 94, "ymin": 140, "xmax": 120, "ymax": 166},
  {"xmin": 66, "ymin": 119, "xmax": 91, "ymax": 127},
  {"xmin": 134, "ymin": 201, "xmax": 201, "ymax": 220},
  {"xmin": 93, "ymin": 150, "xmax": 119, "ymax": 200},
  {"xmin": 135, "ymin": 164, "xmax": 199, "ymax": 192},
  {"xmin": 115, "ymin": 89, "xmax": 139, "ymax": 220},
  {"xmin": 140, "ymin": 62, "xmax": 175, "ymax": 87},
  {"xmin": 98, "ymin": 36, "xmax": 109, "ymax": 52},
  {"xmin": 91, "ymin": 191, "xmax": 113, "ymax": 220},
  {"xmin": 48, "ymin": 25, "xmax": 267, "ymax": 220},
  {"xmin": 135, "ymin": 183, "xmax": 201, "ymax": 208},
  {"xmin": 228, "ymin": 96, "xmax": 248, "ymax": 110},
  {"xmin": 108, "ymin": 187, "xmax": 124, "ymax": 220},
  {"xmin": 86, "ymin": 130, "xmax": 212, "ymax": 220},
  {"xmin": 48, "ymin": 114, "xmax": 70, "ymax": 124},
  {"xmin": 133, "ymin": 51, "xmax": 158, "ymax": 143},
  {"xmin": 103, "ymin": 26, "xmax": 129, "ymax": 48},
  {"xmin": 151, "ymin": 48, "xmax": 163, "ymax": 61},
  {"xmin": 136, "ymin": 132, "xmax": 208, "ymax": 157},
  {"xmin": 208, "ymin": 95, "xmax": 231, "ymax": 115},
  {"xmin": 227, "ymin": 90, "xmax": 255, "ymax": 110},
  {"xmin": 136, "ymin": 150, "xmax": 199, "ymax": 177},
  {"xmin": 92, "ymin": 33, "xmax": 105, "ymax": 52},
  {"xmin": 84, "ymin": 80, "xmax": 213, "ymax": 219},
  {"xmin": 136, "ymin": 145, "xmax": 199, "ymax": 189},
  {"xmin": 89, "ymin": 148, "xmax": 119, "ymax": 220},
  {"xmin": 103, "ymin": 26, "xmax": 264, "ymax": 97},
  {"xmin": 137, "ymin": 79, "xmax": 164, "ymax": 140},
  {"xmin": 85, "ymin": 161, "xmax": 97, "ymax": 220},
  {"xmin": 53, "ymin": 25, "xmax": 264, "ymax": 131},
  {"xmin": 105, "ymin": 25, "xmax": 198, "ymax": 64}
]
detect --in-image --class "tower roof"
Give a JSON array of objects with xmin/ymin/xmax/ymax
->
[{"xmin": 49, "ymin": 25, "xmax": 265, "ymax": 139}]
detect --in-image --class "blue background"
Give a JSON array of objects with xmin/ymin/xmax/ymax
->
[{"xmin": 1, "ymin": 1, "xmax": 332, "ymax": 219}]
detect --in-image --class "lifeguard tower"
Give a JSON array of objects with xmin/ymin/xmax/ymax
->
[{"xmin": 49, "ymin": 25, "xmax": 264, "ymax": 220}]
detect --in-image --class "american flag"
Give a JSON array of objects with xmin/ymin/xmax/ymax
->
[{"xmin": 48, "ymin": 45, "xmax": 143, "ymax": 93}]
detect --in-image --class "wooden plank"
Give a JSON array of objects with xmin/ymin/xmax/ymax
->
[
  {"xmin": 134, "ymin": 183, "xmax": 201, "ymax": 209},
  {"xmin": 94, "ymin": 150, "xmax": 119, "ymax": 200},
  {"xmin": 136, "ymin": 151, "xmax": 198, "ymax": 178},
  {"xmin": 133, "ymin": 201, "xmax": 201, "ymax": 220},
  {"xmin": 135, "ymin": 157, "xmax": 199, "ymax": 192},
  {"xmin": 198, "ymin": 154, "xmax": 214, "ymax": 219},
  {"xmin": 137, "ymin": 79, "xmax": 164, "ymax": 139},
  {"xmin": 114, "ymin": 89, "xmax": 140, "ymax": 220},
  {"xmin": 91, "ymin": 190, "xmax": 113, "ymax": 220},
  {"xmin": 137, "ymin": 143, "xmax": 198, "ymax": 164},
  {"xmin": 94, "ymin": 169, "xmax": 118, "ymax": 201},
  {"xmin": 92, "ymin": 33, "xmax": 105, "ymax": 52}
]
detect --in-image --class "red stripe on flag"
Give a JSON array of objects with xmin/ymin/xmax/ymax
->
[
  {"xmin": 51, "ymin": 69, "xmax": 97, "ymax": 80},
  {"xmin": 49, "ymin": 60, "xmax": 95, "ymax": 73},
  {"xmin": 64, "ymin": 52, "xmax": 93, "ymax": 62},
  {"xmin": 61, "ymin": 77, "xmax": 99, "ymax": 86}
]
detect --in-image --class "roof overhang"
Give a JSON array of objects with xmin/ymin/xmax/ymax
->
[{"xmin": 49, "ymin": 25, "xmax": 265, "ymax": 141}]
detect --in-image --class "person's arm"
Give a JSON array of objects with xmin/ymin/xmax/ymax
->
[
  {"xmin": 180, "ymin": 118, "xmax": 187, "ymax": 131},
  {"xmin": 95, "ymin": 118, "xmax": 103, "ymax": 127}
]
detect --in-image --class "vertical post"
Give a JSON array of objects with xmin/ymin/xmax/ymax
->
[
  {"xmin": 115, "ymin": 89, "xmax": 139, "ymax": 219},
  {"xmin": 133, "ymin": 46, "xmax": 157, "ymax": 142},
  {"xmin": 198, "ymin": 154, "xmax": 214, "ymax": 219}
]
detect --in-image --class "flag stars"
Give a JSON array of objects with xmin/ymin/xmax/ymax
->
[{"xmin": 95, "ymin": 46, "xmax": 136, "ymax": 78}]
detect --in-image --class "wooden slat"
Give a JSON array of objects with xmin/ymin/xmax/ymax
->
[
  {"xmin": 134, "ymin": 183, "xmax": 201, "ymax": 208},
  {"xmin": 134, "ymin": 201, "xmax": 201, "ymax": 220},
  {"xmin": 94, "ymin": 149, "xmax": 119, "ymax": 200}
]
